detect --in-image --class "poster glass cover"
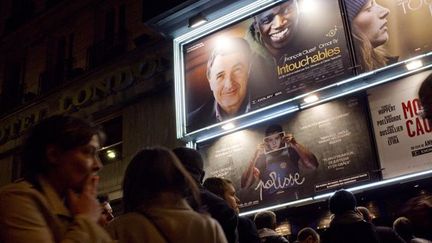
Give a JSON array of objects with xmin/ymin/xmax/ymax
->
[
  {"xmin": 184, "ymin": 0, "xmax": 353, "ymax": 133},
  {"xmin": 368, "ymin": 70, "xmax": 432, "ymax": 179},
  {"xmin": 199, "ymin": 94, "xmax": 378, "ymax": 212}
]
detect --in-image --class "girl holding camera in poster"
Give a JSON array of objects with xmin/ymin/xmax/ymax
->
[{"xmin": 240, "ymin": 124, "xmax": 318, "ymax": 202}]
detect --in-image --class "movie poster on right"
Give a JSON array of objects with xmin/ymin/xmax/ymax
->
[
  {"xmin": 344, "ymin": 0, "xmax": 432, "ymax": 73},
  {"xmin": 368, "ymin": 70, "xmax": 432, "ymax": 179}
]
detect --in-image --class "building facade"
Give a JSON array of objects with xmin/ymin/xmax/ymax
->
[{"xmin": 0, "ymin": 0, "xmax": 182, "ymax": 200}]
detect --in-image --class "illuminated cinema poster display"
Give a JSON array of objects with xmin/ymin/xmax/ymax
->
[
  {"xmin": 343, "ymin": 0, "xmax": 432, "ymax": 73},
  {"xmin": 184, "ymin": 0, "xmax": 353, "ymax": 132},
  {"xmin": 199, "ymin": 95, "xmax": 378, "ymax": 211},
  {"xmin": 368, "ymin": 70, "xmax": 432, "ymax": 179}
]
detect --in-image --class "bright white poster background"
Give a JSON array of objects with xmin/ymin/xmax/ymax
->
[{"xmin": 368, "ymin": 70, "xmax": 432, "ymax": 179}]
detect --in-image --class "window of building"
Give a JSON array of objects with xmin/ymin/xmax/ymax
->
[
  {"xmin": 118, "ymin": 4, "xmax": 126, "ymax": 36},
  {"xmin": 39, "ymin": 32, "xmax": 78, "ymax": 94},
  {"xmin": 11, "ymin": 154, "xmax": 23, "ymax": 182},
  {"xmin": 1, "ymin": 61, "xmax": 24, "ymax": 114},
  {"xmin": 104, "ymin": 8, "xmax": 115, "ymax": 42},
  {"xmin": 4, "ymin": 0, "xmax": 35, "ymax": 34},
  {"xmin": 98, "ymin": 116, "xmax": 122, "ymax": 166}
]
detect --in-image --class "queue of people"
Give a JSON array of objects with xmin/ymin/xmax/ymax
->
[{"xmin": 0, "ymin": 73, "xmax": 431, "ymax": 242}]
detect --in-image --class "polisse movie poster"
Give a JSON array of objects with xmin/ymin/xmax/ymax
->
[
  {"xmin": 344, "ymin": 0, "xmax": 432, "ymax": 73},
  {"xmin": 198, "ymin": 95, "xmax": 378, "ymax": 212},
  {"xmin": 184, "ymin": 0, "xmax": 353, "ymax": 133},
  {"xmin": 368, "ymin": 70, "xmax": 432, "ymax": 179}
]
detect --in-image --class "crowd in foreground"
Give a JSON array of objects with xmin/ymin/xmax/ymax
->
[
  {"xmin": 0, "ymin": 74, "xmax": 431, "ymax": 242},
  {"xmin": 0, "ymin": 115, "xmax": 431, "ymax": 243}
]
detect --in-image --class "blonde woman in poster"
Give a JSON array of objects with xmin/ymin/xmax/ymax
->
[{"xmin": 346, "ymin": 0, "xmax": 398, "ymax": 72}]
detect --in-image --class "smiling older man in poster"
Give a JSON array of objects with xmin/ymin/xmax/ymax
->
[{"xmin": 187, "ymin": 38, "xmax": 252, "ymax": 131}]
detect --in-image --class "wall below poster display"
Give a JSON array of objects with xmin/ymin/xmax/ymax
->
[
  {"xmin": 198, "ymin": 94, "xmax": 379, "ymax": 212},
  {"xmin": 369, "ymin": 70, "xmax": 432, "ymax": 179}
]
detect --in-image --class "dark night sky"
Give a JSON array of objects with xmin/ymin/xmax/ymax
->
[{"xmin": 142, "ymin": 0, "xmax": 192, "ymax": 22}]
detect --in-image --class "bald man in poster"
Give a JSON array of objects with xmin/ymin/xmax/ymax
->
[{"xmin": 187, "ymin": 38, "xmax": 252, "ymax": 131}]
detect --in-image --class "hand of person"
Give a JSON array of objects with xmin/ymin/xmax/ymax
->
[
  {"xmin": 67, "ymin": 175, "xmax": 101, "ymax": 223},
  {"xmin": 256, "ymin": 143, "xmax": 266, "ymax": 156},
  {"xmin": 253, "ymin": 167, "xmax": 261, "ymax": 178},
  {"xmin": 284, "ymin": 133, "xmax": 296, "ymax": 145}
]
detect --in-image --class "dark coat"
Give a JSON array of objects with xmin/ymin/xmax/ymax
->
[
  {"xmin": 258, "ymin": 228, "xmax": 289, "ymax": 243},
  {"xmin": 238, "ymin": 216, "xmax": 261, "ymax": 243},
  {"xmin": 200, "ymin": 189, "xmax": 239, "ymax": 243},
  {"xmin": 321, "ymin": 220, "xmax": 380, "ymax": 243},
  {"xmin": 260, "ymin": 235, "xmax": 289, "ymax": 243},
  {"xmin": 376, "ymin": 226, "xmax": 406, "ymax": 243}
]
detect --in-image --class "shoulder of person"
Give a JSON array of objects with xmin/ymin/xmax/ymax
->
[
  {"xmin": 238, "ymin": 216, "xmax": 255, "ymax": 227},
  {"xmin": 375, "ymin": 226, "xmax": 405, "ymax": 243},
  {"xmin": 411, "ymin": 238, "xmax": 432, "ymax": 243},
  {"xmin": 375, "ymin": 225, "xmax": 399, "ymax": 234},
  {"xmin": 0, "ymin": 179, "xmax": 45, "ymax": 206},
  {"xmin": 261, "ymin": 235, "xmax": 289, "ymax": 243},
  {"xmin": 0, "ymin": 179, "xmax": 33, "ymax": 193},
  {"xmin": 201, "ymin": 189, "xmax": 237, "ymax": 216},
  {"xmin": 106, "ymin": 213, "xmax": 165, "ymax": 243}
]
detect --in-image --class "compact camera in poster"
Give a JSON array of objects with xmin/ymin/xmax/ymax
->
[{"xmin": 263, "ymin": 131, "xmax": 288, "ymax": 154}]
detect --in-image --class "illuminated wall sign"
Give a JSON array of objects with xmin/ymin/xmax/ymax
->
[
  {"xmin": 199, "ymin": 94, "xmax": 378, "ymax": 212},
  {"xmin": 344, "ymin": 0, "xmax": 432, "ymax": 73},
  {"xmin": 178, "ymin": 0, "xmax": 353, "ymax": 135},
  {"xmin": 368, "ymin": 70, "xmax": 432, "ymax": 179}
]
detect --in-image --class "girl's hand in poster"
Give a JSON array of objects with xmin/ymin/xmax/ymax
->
[{"xmin": 283, "ymin": 133, "xmax": 296, "ymax": 145}]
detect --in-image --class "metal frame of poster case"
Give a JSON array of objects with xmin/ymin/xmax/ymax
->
[
  {"xmin": 174, "ymin": 0, "xmax": 432, "ymax": 142},
  {"xmin": 171, "ymin": 0, "xmax": 432, "ymax": 216}
]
